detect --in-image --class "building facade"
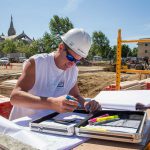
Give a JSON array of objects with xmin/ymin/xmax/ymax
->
[
  {"xmin": 0, "ymin": 15, "xmax": 33, "ymax": 43},
  {"xmin": 137, "ymin": 38, "xmax": 150, "ymax": 58},
  {"xmin": 0, "ymin": 16, "xmax": 33, "ymax": 58}
]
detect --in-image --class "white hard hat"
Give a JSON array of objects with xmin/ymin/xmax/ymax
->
[{"xmin": 61, "ymin": 28, "xmax": 91, "ymax": 58}]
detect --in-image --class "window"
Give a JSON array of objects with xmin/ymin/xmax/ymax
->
[
  {"xmin": 145, "ymin": 43, "xmax": 148, "ymax": 46},
  {"xmin": 145, "ymin": 50, "xmax": 148, "ymax": 53}
]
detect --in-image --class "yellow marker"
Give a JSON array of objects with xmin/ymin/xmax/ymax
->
[{"xmin": 96, "ymin": 115, "xmax": 119, "ymax": 122}]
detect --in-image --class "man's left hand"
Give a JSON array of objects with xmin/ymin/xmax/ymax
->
[{"xmin": 84, "ymin": 100, "xmax": 101, "ymax": 112}]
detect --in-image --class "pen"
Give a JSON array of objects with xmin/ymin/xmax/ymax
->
[
  {"xmin": 66, "ymin": 95, "xmax": 81, "ymax": 107},
  {"xmin": 66, "ymin": 95, "xmax": 76, "ymax": 101}
]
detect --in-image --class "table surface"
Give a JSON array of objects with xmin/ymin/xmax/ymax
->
[{"xmin": 73, "ymin": 110, "xmax": 150, "ymax": 150}]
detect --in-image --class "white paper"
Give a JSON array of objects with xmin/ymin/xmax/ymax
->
[
  {"xmin": 53, "ymin": 112, "xmax": 90, "ymax": 121},
  {"xmin": 95, "ymin": 90, "xmax": 150, "ymax": 110},
  {"xmin": 0, "ymin": 110, "xmax": 88, "ymax": 150}
]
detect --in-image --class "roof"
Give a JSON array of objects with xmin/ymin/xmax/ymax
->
[
  {"xmin": 1, "ymin": 35, "xmax": 18, "ymax": 40},
  {"xmin": 0, "ymin": 32, "xmax": 32, "ymax": 43}
]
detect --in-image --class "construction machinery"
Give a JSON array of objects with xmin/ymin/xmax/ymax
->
[{"xmin": 116, "ymin": 29, "xmax": 150, "ymax": 90}]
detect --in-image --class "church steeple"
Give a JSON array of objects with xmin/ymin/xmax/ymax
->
[{"xmin": 8, "ymin": 15, "xmax": 16, "ymax": 36}]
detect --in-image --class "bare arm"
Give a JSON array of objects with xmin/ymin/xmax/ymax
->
[
  {"xmin": 10, "ymin": 59, "xmax": 78, "ymax": 113},
  {"xmin": 69, "ymin": 83, "xmax": 86, "ymax": 107}
]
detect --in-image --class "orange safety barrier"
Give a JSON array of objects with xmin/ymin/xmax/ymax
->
[
  {"xmin": 146, "ymin": 83, "xmax": 150, "ymax": 90},
  {"xmin": 104, "ymin": 85, "xmax": 121, "ymax": 91},
  {"xmin": 0, "ymin": 101, "xmax": 13, "ymax": 119}
]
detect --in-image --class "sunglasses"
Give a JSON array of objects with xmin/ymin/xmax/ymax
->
[{"xmin": 64, "ymin": 48, "xmax": 80, "ymax": 64}]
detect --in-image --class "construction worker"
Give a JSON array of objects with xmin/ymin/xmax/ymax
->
[
  {"xmin": 9, "ymin": 28, "xmax": 101, "ymax": 120},
  {"xmin": 143, "ymin": 56, "xmax": 149, "ymax": 69}
]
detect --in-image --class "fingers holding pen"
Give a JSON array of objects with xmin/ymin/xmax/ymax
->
[
  {"xmin": 63, "ymin": 99, "xmax": 78, "ymax": 111},
  {"xmin": 51, "ymin": 95, "xmax": 78, "ymax": 113}
]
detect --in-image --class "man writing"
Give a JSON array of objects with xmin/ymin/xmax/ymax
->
[{"xmin": 9, "ymin": 28, "xmax": 101, "ymax": 120}]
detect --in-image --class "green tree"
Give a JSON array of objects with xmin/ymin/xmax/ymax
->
[
  {"xmin": 2, "ymin": 40, "xmax": 16, "ymax": 54},
  {"xmin": 49, "ymin": 15, "xmax": 74, "ymax": 36},
  {"xmin": 48, "ymin": 15, "xmax": 74, "ymax": 49},
  {"xmin": 131, "ymin": 47, "xmax": 138, "ymax": 57},
  {"xmin": 28, "ymin": 40, "xmax": 39, "ymax": 57},
  {"xmin": 42, "ymin": 32, "xmax": 57, "ymax": 53},
  {"xmin": 90, "ymin": 31, "xmax": 111, "ymax": 58},
  {"xmin": 0, "ymin": 41, "xmax": 5, "ymax": 54},
  {"xmin": 15, "ymin": 40, "xmax": 29, "ymax": 53},
  {"xmin": 121, "ymin": 44, "xmax": 131, "ymax": 57},
  {"xmin": 111, "ymin": 45, "xmax": 117, "ymax": 63}
]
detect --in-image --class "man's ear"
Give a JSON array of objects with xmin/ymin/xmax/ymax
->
[{"xmin": 58, "ymin": 43, "xmax": 65, "ymax": 52}]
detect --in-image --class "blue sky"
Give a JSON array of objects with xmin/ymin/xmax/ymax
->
[{"xmin": 1, "ymin": 0, "xmax": 150, "ymax": 48}]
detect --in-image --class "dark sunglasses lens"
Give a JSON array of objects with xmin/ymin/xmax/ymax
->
[{"xmin": 67, "ymin": 54, "xmax": 75, "ymax": 62}]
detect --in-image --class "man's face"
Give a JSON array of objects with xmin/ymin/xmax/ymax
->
[{"xmin": 63, "ymin": 45, "xmax": 82, "ymax": 70}]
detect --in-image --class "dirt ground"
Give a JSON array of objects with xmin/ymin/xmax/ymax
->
[
  {"xmin": 78, "ymin": 71, "xmax": 141, "ymax": 98},
  {"xmin": 0, "ymin": 63, "xmax": 143, "ymax": 98}
]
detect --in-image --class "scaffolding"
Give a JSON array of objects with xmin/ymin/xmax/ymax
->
[{"xmin": 116, "ymin": 29, "xmax": 150, "ymax": 90}]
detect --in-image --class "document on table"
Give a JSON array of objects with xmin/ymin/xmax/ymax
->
[
  {"xmin": 94, "ymin": 90, "xmax": 150, "ymax": 110},
  {"xmin": 53, "ymin": 112, "xmax": 91, "ymax": 121},
  {"xmin": 0, "ymin": 110, "xmax": 89, "ymax": 150}
]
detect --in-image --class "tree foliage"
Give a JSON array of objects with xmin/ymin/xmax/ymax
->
[
  {"xmin": 47, "ymin": 15, "xmax": 74, "ymax": 50},
  {"xmin": 89, "ymin": 31, "xmax": 111, "ymax": 59},
  {"xmin": 42, "ymin": 32, "xmax": 59, "ymax": 52},
  {"xmin": 121, "ymin": 44, "xmax": 132, "ymax": 57},
  {"xmin": 49, "ymin": 15, "xmax": 74, "ymax": 36},
  {"xmin": 28, "ymin": 40, "xmax": 40, "ymax": 57},
  {"xmin": 1, "ymin": 40, "xmax": 17, "ymax": 54},
  {"xmin": 132, "ymin": 47, "xmax": 138, "ymax": 57}
]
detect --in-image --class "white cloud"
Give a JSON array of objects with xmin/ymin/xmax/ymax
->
[{"xmin": 63, "ymin": 0, "xmax": 84, "ymax": 13}]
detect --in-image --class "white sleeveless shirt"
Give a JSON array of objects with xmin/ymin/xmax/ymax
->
[{"xmin": 9, "ymin": 52, "xmax": 78, "ymax": 120}]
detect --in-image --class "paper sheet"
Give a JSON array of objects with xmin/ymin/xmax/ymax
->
[
  {"xmin": 95, "ymin": 90, "xmax": 150, "ymax": 110},
  {"xmin": 53, "ymin": 112, "xmax": 90, "ymax": 121},
  {"xmin": 0, "ymin": 110, "xmax": 88, "ymax": 150}
]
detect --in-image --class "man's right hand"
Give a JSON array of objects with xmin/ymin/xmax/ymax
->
[{"xmin": 49, "ymin": 96, "xmax": 78, "ymax": 113}]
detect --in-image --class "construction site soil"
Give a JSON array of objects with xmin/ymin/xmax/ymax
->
[
  {"xmin": 0, "ymin": 63, "xmax": 147, "ymax": 149},
  {"xmin": 0, "ymin": 63, "xmax": 143, "ymax": 98}
]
